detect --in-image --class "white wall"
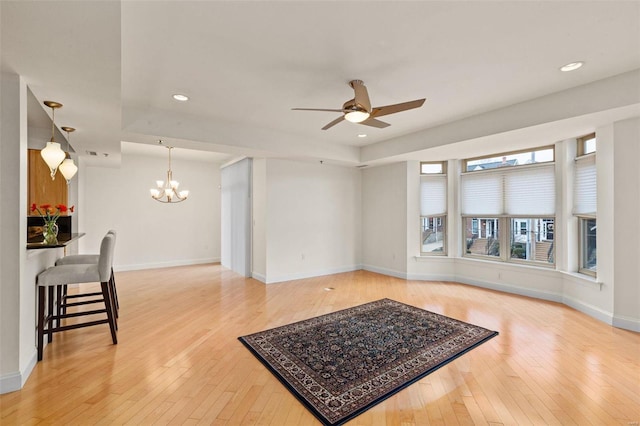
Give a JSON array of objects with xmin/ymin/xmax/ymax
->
[
  {"xmin": 612, "ymin": 117, "xmax": 640, "ymax": 329},
  {"xmin": 361, "ymin": 162, "xmax": 408, "ymax": 278},
  {"xmin": 251, "ymin": 158, "xmax": 267, "ymax": 281},
  {"xmin": 0, "ymin": 72, "xmax": 30, "ymax": 393},
  {"xmin": 221, "ymin": 158, "xmax": 252, "ymax": 277},
  {"xmin": 259, "ymin": 159, "xmax": 361, "ymax": 283},
  {"xmin": 80, "ymin": 150, "xmax": 221, "ymax": 271}
]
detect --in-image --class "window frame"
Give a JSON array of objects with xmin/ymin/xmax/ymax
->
[
  {"xmin": 575, "ymin": 134, "xmax": 597, "ymax": 276},
  {"xmin": 420, "ymin": 161, "xmax": 447, "ymax": 175},
  {"xmin": 577, "ymin": 133, "xmax": 596, "ymax": 157},
  {"xmin": 578, "ymin": 216, "xmax": 597, "ymax": 277},
  {"xmin": 463, "ymin": 145, "xmax": 555, "ymax": 173},
  {"xmin": 420, "ymin": 215, "xmax": 447, "ymax": 255},
  {"xmin": 420, "ymin": 161, "xmax": 447, "ymax": 256},
  {"xmin": 462, "ymin": 215, "xmax": 556, "ymax": 267}
]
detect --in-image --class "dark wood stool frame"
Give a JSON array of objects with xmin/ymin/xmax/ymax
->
[{"xmin": 37, "ymin": 272, "xmax": 118, "ymax": 361}]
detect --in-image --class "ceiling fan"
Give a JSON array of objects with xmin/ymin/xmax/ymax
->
[{"xmin": 292, "ymin": 79, "xmax": 425, "ymax": 130}]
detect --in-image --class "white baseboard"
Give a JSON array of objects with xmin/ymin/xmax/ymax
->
[
  {"xmin": 115, "ymin": 257, "xmax": 220, "ymax": 272},
  {"xmin": 361, "ymin": 264, "xmax": 407, "ymax": 280},
  {"xmin": 612, "ymin": 314, "xmax": 640, "ymax": 332},
  {"xmin": 252, "ymin": 271, "xmax": 267, "ymax": 283},
  {"xmin": 456, "ymin": 275, "xmax": 564, "ymax": 303},
  {"xmin": 406, "ymin": 272, "xmax": 455, "ymax": 282},
  {"xmin": 0, "ymin": 351, "xmax": 37, "ymax": 395},
  {"xmin": 262, "ymin": 265, "xmax": 362, "ymax": 284},
  {"xmin": 562, "ymin": 295, "xmax": 614, "ymax": 325}
]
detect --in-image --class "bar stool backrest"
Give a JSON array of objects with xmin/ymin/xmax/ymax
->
[{"xmin": 98, "ymin": 234, "xmax": 115, "ymax": 282}]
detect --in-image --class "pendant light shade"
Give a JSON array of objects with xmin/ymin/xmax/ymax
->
[
  {"xmin": 41, "ymin": 141, "xmax": 67, "ymax": 178},
  {"xmin": 41, "ymin": 101, "xmax": 65, "ymax": 180},
  {"xmin": 59, "ymin": 126, "xmax": 78, "ymax": 183},
  {"xmin": 59, "ymin": 158, "xmax": 78, "ymax": 182}
]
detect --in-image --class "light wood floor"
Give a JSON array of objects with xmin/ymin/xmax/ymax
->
[{"xmin": 2, "ymin": 264, "xmax": 639, "ymax": 425}]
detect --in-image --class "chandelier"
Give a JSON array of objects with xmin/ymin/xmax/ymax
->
[
  {"xmin": 41, "ymin": 101, "xmax": 66, "ymax": 179},
  {"xmin": 59, "ymin": 126, "xmax": 78, "ymax": 183},
  {"xmin": 150, "ymin": 142, "xmax": 189, "ymax": 203}
]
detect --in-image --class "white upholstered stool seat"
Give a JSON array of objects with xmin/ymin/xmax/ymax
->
[
  {"xmin": 36, "ymin": 233, "xmax": 117, "ymax": 361},
  {"xmin": 55, "ymin": 230, "xmax": 119, "ymax": 316}
]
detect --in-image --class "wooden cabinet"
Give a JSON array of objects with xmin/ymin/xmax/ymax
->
[{"xmin": 27, "ymin": 149, "xmax": 68, "ymax": 213}]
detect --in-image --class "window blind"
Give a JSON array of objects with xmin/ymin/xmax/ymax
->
[
  {"xmin": 461, "ymin": 164, "xmax": 555, "ymax": 216},
  {"xmin": 420, "ymin": 175, "xmax": 447, "ymax": 216},
  {"xmin": 574, "ymin": 155, "xmax": 596, "ymax": 215},
  {"xmin": 504, "ymin": 165, "xmax": 555, "ymax": 215}
]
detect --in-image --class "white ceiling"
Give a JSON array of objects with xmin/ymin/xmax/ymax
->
[{"xmin": 2, "ymin": 1, "xmax": 639, "ymax": 166}]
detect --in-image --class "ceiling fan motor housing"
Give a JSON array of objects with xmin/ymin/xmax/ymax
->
[{"xmin": 342, "ymin": 99, "xmax": 368, "ymax": 114}]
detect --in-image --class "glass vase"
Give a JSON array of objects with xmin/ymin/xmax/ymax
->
[{"xmin": 43, "ymin": 220, "xmax": 59, "ymax": 244}]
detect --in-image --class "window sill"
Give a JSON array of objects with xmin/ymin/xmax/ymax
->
[{"xmin": 559, "ymin": 270, "xmax": 602, "ymax": 289}]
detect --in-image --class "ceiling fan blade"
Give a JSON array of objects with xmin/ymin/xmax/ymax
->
[
  {"xmin": 360, "ymin": 118, "xmax": 390, "ymax": 128},
  {"xmin": 321, "ymin": 116, "xmax": 345, "ymax": 130},
  {"xmin": 350, "ymin": 80, "xmax": 371, "ymax": 112},
  {"xmin": 371, "ymin": 98, "xmax": 426, "ymax": 118},
  {"xmin": 292, "ymin": 108, "xmax": 343, "ymax": 112}
]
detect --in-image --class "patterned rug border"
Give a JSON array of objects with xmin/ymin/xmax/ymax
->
[{"xmin": 238, "ymin": 298, "xmax": 499, "ymax": 426}]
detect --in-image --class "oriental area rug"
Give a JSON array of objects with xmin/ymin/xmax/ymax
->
[{"xmin": 238, "ymin": 298, "xmax": 498, "ymax": 426}]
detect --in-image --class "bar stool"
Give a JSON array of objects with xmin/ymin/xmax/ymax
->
[
  {"xmin": 56, "ymin": 230, "xmax": 119, "ymax": 317},
  {"xmin": 36, "ymin": 234, "xmax": 117, "ymax": 361}
]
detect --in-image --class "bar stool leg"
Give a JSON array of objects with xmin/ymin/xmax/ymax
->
[
  {"xmin": 55, "ymin": 285, "xmax": 63, "ymax": 328},
  {"xmin": 37, "ymin": 286, "xmax": 46, "ymax": 361},
  {"xmin": 47, "ymin": 286, "xmax": 54, "ymax": 343},
  {"xmin": 101, "ymin": 281, "xmax": 118, "ymax": 344}
]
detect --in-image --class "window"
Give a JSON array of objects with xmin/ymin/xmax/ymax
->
[
  {"xmin": 461, "ymin": 146, "xmax": 555, "ymax": 266},
  {"xmin": 420, "ymin": 162, "xmax": 446, "ymax": 255},
  {"xmin": 509, "ymin": 218, "xmax": 555, "ymax": 263},
  {"xmin": 580, "ymin": 218, "xmax": 597, "ymax": 273},
  {"xmin": 465, "ymin": 218, "xmax": 500, "ymax": 257},
  {"xmin": 464, "ymin": 146, "xmax": 554, "ymax": 172},
  {"xmin": 575, "ymin": 135, "xmax": 596, "ymax": 275},
  {"xmin": 578, "ymin": 133, "xmax": 596, "ymax": 156}
]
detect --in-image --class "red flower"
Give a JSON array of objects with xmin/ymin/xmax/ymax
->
[{"xmin": 31, "ymin": 203, "xmax": 74, "ymax": 222}]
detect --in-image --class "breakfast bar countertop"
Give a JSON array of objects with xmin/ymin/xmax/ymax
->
[{"xmin": 27, "ymin": 233, "xmax": 85, "ymax": 250}]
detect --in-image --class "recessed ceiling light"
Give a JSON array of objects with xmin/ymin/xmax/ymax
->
[
  {"xmin": 172, "ymin": 94, "xmax": 189, "ymax": 101},
  {"xmin": 357, "ymin": 134, "xmax": 367, "ymax": 138},
  {"xmin": 560, "ymin": 61, "xmax": 584, "ymax": 72}
]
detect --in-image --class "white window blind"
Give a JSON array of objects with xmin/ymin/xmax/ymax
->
[
  {"xmin": 504, "ymin": 165, "xmax": 555, "ymax": 215},
  {"xmin": 460, "ymin": 172, "xmax": 503, "ymax": 215},
  {"xmin": 574, "ymin": 155, "xmax": 596, "ymax": 215},
  {"xmin": 461, "ymin": 164, "xmax": 555, "ymax": 215},
  {"xmin": 420, "ymin": 175, "xmax": 447, "ymax": 216}
]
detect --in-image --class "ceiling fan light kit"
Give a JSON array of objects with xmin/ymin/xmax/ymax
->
[{"xmin": 292, "ymin": 79, "xmax": 425, "ymax": 130}]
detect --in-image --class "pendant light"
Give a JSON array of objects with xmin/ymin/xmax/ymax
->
[
  {"xmin": 59, "ymin": 126, "xmax": 78, "ymax": 183},
  {"xmin": 41, "ymin": 101, "xmax": 66, "ymax": 180}
]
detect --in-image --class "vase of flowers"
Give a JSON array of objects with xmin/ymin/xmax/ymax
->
[{"xmin": 30, "ymin": 203, "xmax": 74, "ymax": 244}]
